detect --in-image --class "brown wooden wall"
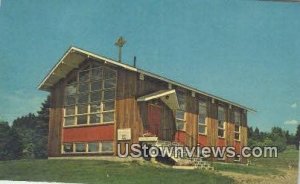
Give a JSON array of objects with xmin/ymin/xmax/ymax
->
[
  {"xmin": 47, "ymin": 59, "xmax": 248, "ymax": 162},
  {"xmin": 48, "ymin": 80, "xmax": 64, "ymax": 157}
]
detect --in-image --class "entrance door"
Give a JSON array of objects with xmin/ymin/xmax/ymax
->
[{"xmin": 147, "ymin": 104, "xmax": 161, "ymax": 137}]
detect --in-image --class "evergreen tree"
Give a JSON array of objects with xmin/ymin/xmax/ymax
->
[
  {"xmin": 295, "ymin": 125, "xmax": 300, "ymax": 150},
  {"xmin": 0, "ymin": 121, "xmax": 10, "ymax": 160},
  {"xmin": 33, "ymin": 96, "xmax": 50, "ymax": 158},
  {"xmin": 253, "ymin": 127, "xmax": 260, "ymax": 140}
]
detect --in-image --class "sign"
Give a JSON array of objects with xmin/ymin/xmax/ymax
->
[{"xmin": 117, "ymin": 128, "xmax": 131, "ymax": 141}]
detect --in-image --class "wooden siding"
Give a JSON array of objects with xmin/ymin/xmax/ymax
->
[
  {"xmin": 48, "ymin": 80, "xmax": 64, "ymax": 157},
  {"xmin": 47, "ymin": 59, "xmax": 249, "ymax": 162}
]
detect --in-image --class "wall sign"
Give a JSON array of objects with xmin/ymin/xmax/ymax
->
[{"xmin": 117, "ymin": 128, "xmax": 131, "ymax": 141}]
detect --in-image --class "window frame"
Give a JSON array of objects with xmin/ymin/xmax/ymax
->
[
  {"xmin": 217, "ymin": 105, "xmax": 226, "ymax": 138},
  {"xmin": 62, "ymin": 141, "xmax": 114, "ymax": 154},
  {"xmin": 234, "ymin": 110, "xmax": 241, "ymax": 141},
  {"xmin": 63, "ymin": 64, "xmax": 117, "ymax": 127},
  {"xmin": 175, "ymin": 90, "xmax": 186, "ymax": 131},
  {"xmin": 198, "ymin": 99, "xmax": 207, "ymax": 135}
]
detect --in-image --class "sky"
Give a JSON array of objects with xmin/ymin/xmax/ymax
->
[{"xmin": 0, "ymin": 0, "xmax": 299, "ymax": 133}]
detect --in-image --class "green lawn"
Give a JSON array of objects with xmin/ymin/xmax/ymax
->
[
  {"xmin": 214, "ymin": 146, "xmax": 298, "ymax": 176},
  {"xmin": 0, "ymin": 148, "xmax": 297, "ymax": 183},
  {"xmin": 0, "ymin": 159, "xmax": 233, "ymax": 184}
]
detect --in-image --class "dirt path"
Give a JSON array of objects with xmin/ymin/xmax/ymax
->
[{"xmin": 218, "ymin": 169, "xmax": 298, "ymax": 184}]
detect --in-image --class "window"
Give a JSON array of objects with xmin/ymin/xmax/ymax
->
[
  {"xmin": 75, "ymin": 143, "xmax": 86, "ymax": 152},
  {"xmin": 234, "ymin": 111, "xmax": 241, "ymax": 140},
  {"xmin": 175, "ymin": 91, "xmax": 186, "ymax": 131},
  {"xmin": 88, "ymin": 142, "xmax": 99, "ymax": 153},
  {"xmin": 198, "ymin": 100, "xmax": 207, "ymax": 134},
  {"xmin": 217, "ymin": 106, "xmax": 225, "ymax": 138},
  {"xmin": 62, "ymin": 141, "xmax": 113, "ymax": 154},
  {"xmin": 102, "ymin": 142, "xmax": 113, "ymax": 152},
  {"xmin": 64, "ymin": 63, "xmax": 117, "ymax": 127},
  {"xmin": 63, "ymin": 143, "xmax": 73, "ymax": 153}
]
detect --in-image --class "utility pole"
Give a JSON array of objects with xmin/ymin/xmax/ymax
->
[{"xmin": 115, "ymin": 36, "xmax": 126, "ymax": 63}]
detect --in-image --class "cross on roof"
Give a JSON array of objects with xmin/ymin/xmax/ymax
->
[{"xmin": 115, "ymin": 36, "xmax": 126, "ymax": 62}]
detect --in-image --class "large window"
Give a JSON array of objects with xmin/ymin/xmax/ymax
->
[
  {"xmin": 217, "ymin": 106, "xmax": 225, "ymax": 138},
  {"xmin": 64, "ymin": 63, "xmax": 116, "ymax": 126},
  {"xmin": 175, "ymin": 91, "xmax": 186, "ymax": 131},
  {"xmin": 62, "ymin": 141, "xmax": 113, "ymax": 154},
  {"xmin": 234, "ymin": 111, "xmax": 241, "ymax": 140},
  {"xmin": 198, "ymin": 100, "xmax": 207, "ymax": 135}
]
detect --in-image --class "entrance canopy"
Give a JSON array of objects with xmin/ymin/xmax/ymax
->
[{"xmin": 137, "ymin": 89, "xmax": 179, "ymax": 110}]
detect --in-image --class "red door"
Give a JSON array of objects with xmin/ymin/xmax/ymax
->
[{"xmin": 148, "ymin": 104, "xmax": 161, "ymax": 137}]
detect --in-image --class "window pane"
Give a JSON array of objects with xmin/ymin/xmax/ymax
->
[
  {"xmin": 218, "ymin": 120, "xmax": 224, "ymax": 128},
  {"xmin": 90, "ymin": 114, "xmax": 101, "ymax": 124},
  {"xmin": 235, "ymin": 133, "xmax": 240, "ymax": 140},
  {"xmin": 218, "ymin": 129, "xmax": 224, "ymax": 137},
  {"xmin": 103, "ymin": 68, "xmax": 116, "ymax": 79},
  {"xmin": 176, "ymin": 120, "xmax": 185, "ymax": 130},
  {"xmin": 103, "ymin": 112, "xmax": 114, "ymax": 123},
  {"xmin": 218, "ymin": 106, "xmax": 225, "ymax": 121},
  {"xmin": 177, "ymin": 92, "xmax": 185, "ymax": 110},
  {"xmin": 104, "ymin": 78, "xmax": 116, "ymax": 89},
  {"xmin": 78, "ymin": 93, "xmax": 89, "ymax": 104},
  {"xmin": 91, "ymin": 68, "xmax": 102, "ymax": 80},
  {"xmin": 103, "ymin": 89, "xmax": 115, "ymax": 101},
  {"xmin": 66, "ymin": 96, "xmax": 76, "ymax": 105},
  {"xmin": 198, "ymin": 125, "xmax": 206, "ymax": 134},
  {"xmin": 63, "ymin": 143, "xmax": 73, "ymax": 153},
  {"xmin": 65, "ymin": 106, "xmax": 75, "ymax": 116},
  {"xmin": 198, "ymin": 116, "xmax": 205, "ymax": 125},
  {"xmin": 65, "ymin": 84, "xmax": 77, "ymax": 95},
  {"xmin": 78, "ymin": 104, "xmax": 88, "ymax": 114},
  {"xmin": 234, "ymin": 111, "xmax": 241, "ymax": 124},
  {"xmin": 102, "ymin": 142, "xmax": 113, "ymax": 152},
  {"xmin": 64, "ymin": 116, "xmax": 75, "ymax": 126},
  {"xmin": 176, "ymin": 111, "xmax": 185, "ymax": 120},
  {"xmin": 90, "ymin": 91, "xmax": 101, "ymax": 102},
  {"xmin": 91, "ymin": 81, "xmax": 102, "ymax": 91},
  {"xmin": 88, "ymin": 143, "xmax": 99, "ymax": 152},
  {"xmin": 103, "ymin": 101, "xmax": 115, "ymax": 111},
  {"xmin": 75, "ymin": 143, "xmax": 86, "ymax": 152},
  {"xmin": 235, "ymin": 125, "xmax": 240, "ymax": 132},
  {"xmin": 78, "ymin": 83, "xmax": 89, "ymax": 93},
  {"xmin": 79, "ymin": 70, "xmax": 89, "ymax": 82},
  {"xmin": 90, "ymin": 102, "xmax": 101, "ymax": 113},
  {"xmin": 77, "ymin": 115, "xmax": 87, "ymax": 125}
]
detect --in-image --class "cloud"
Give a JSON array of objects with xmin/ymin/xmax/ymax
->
[
  {"xmin": 291, "ymin": 103, "xmax": 297, "ymax": 108},
  {"xmin": 284, "ymin": 119, "xmax": 300, "ymax": 125}
]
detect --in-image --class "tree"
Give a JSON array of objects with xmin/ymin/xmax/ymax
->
[
  {"xmin": 253, "ymin": 127, "xmax": 260, "ymax": 140},
  {"xmin": 295, "ymin": 125, "xmax": 300, "ymax": 150},
  {"xmin": 248, "ymin": 127, "xmax": 253, "ymax": 138},
  {"xmin": 6, "ymin": 128, "xmax": 23, "ymax": 160},
  {"xmin": 0, "ymin": 122, "xmax": 11, "ymax": 160},
  {"xmin": 12, "ymin": 113, "xmax": 37, "ymax": 158},
  {"xmin": 0, "ymin": 121, "xmax": 22, "ymax": 160},
  {"xmin": 33, "ymin": 96, "xmax": 50, "ymax": 158}
]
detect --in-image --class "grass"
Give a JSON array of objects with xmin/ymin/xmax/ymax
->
[
  {"xmin": 214, "ymin": 146, "xmax": 298, "ymax": 176},
  {"xmin": 0, "ymin": 147, "xmax": 297, "ymax": 183},
  {"xmin": 252, "ymin": 146, "xmax": 298, "ymax": 169},
  {"xmin": 214, "ymin": 162, "xmax": 283, "ymax": 176},
  {"xmin": 0, "ymin": 159, "xmax": 233, "ymax": 184}
]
